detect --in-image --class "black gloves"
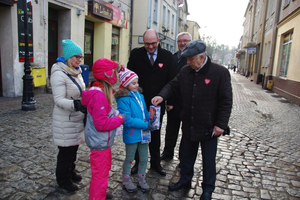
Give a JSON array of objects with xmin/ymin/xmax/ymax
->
[
  {"xmin": 147, "ymin": 119, "xmax": 156, "ymax": 131},
  {"xmin": 73, "ymin": 100, "xmax": 87, "ymax": 113}
]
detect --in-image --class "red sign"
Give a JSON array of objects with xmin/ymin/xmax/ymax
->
[{"xmin": 104, "ymin": 3, "xmax": 128, "ymax": 29}]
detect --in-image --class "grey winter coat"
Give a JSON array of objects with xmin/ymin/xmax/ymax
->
[{"xmin": 50, "ymin": 62, "xmax": 85, "ymax": 147}]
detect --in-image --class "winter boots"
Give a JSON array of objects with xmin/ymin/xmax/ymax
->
[
  {"xmin": 138, "ymin": 173, "xmax": 150, "ymax": 193},
  {"xmin": 123, "ymin": 174, "xmax": 150, "ymax": 193},
  {"xmin": 123, "ymin": 174, "xmax": 137, "ymax": 193}
]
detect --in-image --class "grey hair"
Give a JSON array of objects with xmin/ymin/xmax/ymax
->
[
  {"xmin": 197, "ymin": 52, "xmax": 207, "ymax": 61},
  {"xmin": 177, "ymin": 32, "xmax": 192, "ymax": 40}
]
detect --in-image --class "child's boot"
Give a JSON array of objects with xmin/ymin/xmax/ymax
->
[
  {"xmin": 138, "ymin": 173, "xmax": 150, "ymax": 193},
  {"xmin": 122, "ymin": 174, "xmax": 137, "ymax": 193}
]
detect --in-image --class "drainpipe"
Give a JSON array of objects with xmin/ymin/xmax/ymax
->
[
  {"xmin": 265, "ymin": 0, "xmax": 281, "ymax": 88},
  {"xmin": 148, "ymin": 0, "xmax": 152, "ymax": 29},
  {"xmin": 257, "ymin": 0, "xmax": 269, "ymax": 85},
  {"xmin": 129, "ymin": 0, "xmax": 133, "ymax": 51}
]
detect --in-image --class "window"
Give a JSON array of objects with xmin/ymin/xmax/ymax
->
[
  {"xmin": 172, "ymin": 14, "xmax": 176, "ymax": 31},
  {"xmin": 167, "ymin": 10, "xmax": 170, "ymax": 26},
  {"xmin": 111, "ymin": 27, "xmax": 120, "ymax": 61},
  {"xmin": 279, "ymin": 32, "xmax": 293, "ymax": 77}
]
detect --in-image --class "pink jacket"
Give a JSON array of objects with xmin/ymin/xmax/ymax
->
[{"xmin": 81, "ymin": 87, "xmax": 123, "ymax": 150}]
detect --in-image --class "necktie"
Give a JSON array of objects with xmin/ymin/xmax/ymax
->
[{"xmin": 150, "ymin": 53, "xmax": 154, "ymax": 66}]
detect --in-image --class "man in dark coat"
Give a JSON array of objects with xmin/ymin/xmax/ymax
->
[
  {"xmin": 127, "ymin": 29, "xmax": 174, "ymax": 176},
  {"xmin": 151, "ymin": 40, "xmax": 232, "ymax": 200},
  {"xmin": 160, "ymin": 32, "xmax": 191, "ymax": 162}
]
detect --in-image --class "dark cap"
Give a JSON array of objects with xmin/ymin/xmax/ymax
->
[{"xmin": 181, "ymin": 40, "xmax": 206, "ymax": 58}]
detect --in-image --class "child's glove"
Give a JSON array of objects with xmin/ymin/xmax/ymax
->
[
  {"xmin": 73, "ymin": 100, "xmax": 86, "ymax": 113},
  {"xmin": 119, "ymin": 113, "xmax": 127, "ymax": 122},
  {"xmin": 147, "ymin": 119, "xmax": 156, "ymax": 131}
]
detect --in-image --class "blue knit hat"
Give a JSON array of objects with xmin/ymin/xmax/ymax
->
[{"xmin": 62, "ymin": 40, "xmax": 83, "ymax": 60}]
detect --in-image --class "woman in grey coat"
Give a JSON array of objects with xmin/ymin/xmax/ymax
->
[{"xmin": 50, "ymin": 39, "xmax": 86, "ymax": 192}]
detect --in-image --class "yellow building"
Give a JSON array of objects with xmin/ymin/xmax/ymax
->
[{"xmin": 272, "ymin": 1, "xmax": 300, "ymax": 105}]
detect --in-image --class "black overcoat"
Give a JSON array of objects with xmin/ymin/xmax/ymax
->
[
  {"xmin": 127, "ymin": 45, "xmax": 174, "ymax": 115},
  {"xmin": 158, "ymin": 57, "xmax": 233, "ymax": 141},
  {"xmin": 167, "ymin": 51, "xmax": 187, "ymax": 118}
]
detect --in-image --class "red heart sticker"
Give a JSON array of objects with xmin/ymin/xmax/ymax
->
[
  {"xmin": 158, "ymin": 63, "xmax": 163, "ymax": 68},
  {"xmin": 205, "ymin": 79, "xmax": 210, "ymax": 84}
]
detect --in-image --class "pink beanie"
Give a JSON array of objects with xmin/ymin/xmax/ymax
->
[
  {"xmin": 118, "ymin": 66, "xmax": 138, "ymax": 87},
  {"xmin": 92, "ymin": 58, "xmax": 118, "ymax": 85}
]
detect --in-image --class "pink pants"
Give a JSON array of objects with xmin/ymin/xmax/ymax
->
[{"xmin": 89, "ymin": 148, "xmax": 112, "ymax": 200}]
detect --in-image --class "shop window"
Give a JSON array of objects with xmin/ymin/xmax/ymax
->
[
  {"xmin": 111, "ymin": 26, "xmax": 120, "ymax": 61},
  {"xmin": 279, "ymin": 31, "xmax": 293, "ymax": 77}
]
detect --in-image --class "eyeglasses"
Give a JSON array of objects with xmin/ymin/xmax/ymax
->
[
  {"xmin": 74, "ymin": 55, "xmax": 84, "ymax": 60},
  {"xmin": 177, "ymin": 39, "xmax": 191, "ymax": 43},
  {"xmin": 144, "ymin": 41, "xmax": 158, "ymax": 47}
]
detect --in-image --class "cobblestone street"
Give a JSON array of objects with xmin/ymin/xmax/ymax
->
[{"xmin": 0, "ymin": 71, "xmax": 300, "ymax": 200}]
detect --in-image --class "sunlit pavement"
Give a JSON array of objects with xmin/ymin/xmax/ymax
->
[{"xmin": 0, "ymin": 70, "xmax": 300, "ymax": 200}]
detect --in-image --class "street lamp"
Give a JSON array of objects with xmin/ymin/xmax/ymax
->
[{"xmin": 21, "ymin": 0, "xmax": 36, "ymax": 111}]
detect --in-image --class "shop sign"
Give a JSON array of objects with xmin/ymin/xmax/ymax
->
[
  {"xmin": 247, "ymin": 46, "xmax": 256, "ymax": 54},
  {"xmin": 17, "ymin": 0, "xmax": 34, "ymax": 62},
  {"xmin": 104, "ymin": 3, "xmax": 128, "ymax": 29},
  {"xmin": 91, "ymin": 0, "xmax": 113, "ymax": 20}
]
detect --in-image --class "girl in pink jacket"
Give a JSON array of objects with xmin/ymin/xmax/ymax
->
[{"xmin": 82, "ymin": 58, "xmax": 126, "ymax": 200}]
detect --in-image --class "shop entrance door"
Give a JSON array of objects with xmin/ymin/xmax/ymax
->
[
  {"xmin": 84, "ymin": 21, "xmax": 94, "ymax": 71},
  {"xmin": 48, "ymin": 9, "xmax": 58, "ymax": 76}
]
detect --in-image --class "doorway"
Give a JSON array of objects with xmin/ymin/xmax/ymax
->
[
  {"xmin": 84, "ymin": 20, "xmax": 94, "ymax": 71},
  {"xmin": 48, "ymin": 8, "xmax": 58, "ymax": 76}
]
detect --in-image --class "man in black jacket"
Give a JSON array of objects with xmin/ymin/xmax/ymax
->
[
  {"xmin": 151, "ymin": 40, "xmax": 232, "ymax": 200},
  {"xmin": 127, "ymin": 29, "xmax": 174, "ymax": 176},
  {"xmin": 160, "ymin": 32, "xmax": 191, "ymax": 162}
]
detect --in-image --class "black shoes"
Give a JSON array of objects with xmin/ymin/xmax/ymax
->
[
  {"xmin": 71, "ymin": 174, "xmax": 82, "ymax": 182},
  {"xmin": 160, "ymin": 153, "xmax": 173, "ymax": 160},
  {"xmin": 59, "ymin": 183, "xmax": 79, "ymax": 192},
  {"xmin": 106, "ymin": 192, "xmax": 113, "ymax": 199},
  {"xmin": 131, "ymin": 162, "xmax": 138, "ymax": 174},
  {"xmin": 150, "ymin": 164, "xmax": 166, "ymax": 176},
  {"xmin": 168, "ymin": 181, "xmax": 191, "ymax": 191},
  {"xmin": 200, "ymin": 192, "xmax": 212, "ymax": 200}
]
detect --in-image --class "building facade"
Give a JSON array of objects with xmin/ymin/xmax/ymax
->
[
  {"xmin": 240, "ymin": 0, "xmax": 300, "ymax": 105},
  {"xmin": 272, "ymin": 0, "xmax": 300, "ymax": 105},
  {"xmin": 0, "ymin": 0, "xmax": 131, "ymax": 97},
  {"xmin": 0, "ymin": 0, "xmax": 190, "ymax": 98},
  {"xmin": 131, "ymin": 0, "xmax": 187, "ymax": 53},
  {"xmin": 187, "ymin": 20, "xmax": 200, "ymax": 41}
]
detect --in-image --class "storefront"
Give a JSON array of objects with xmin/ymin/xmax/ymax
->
[{"xmin": 84, "ymin": 0, "xmax": 130, "ymax": 71}]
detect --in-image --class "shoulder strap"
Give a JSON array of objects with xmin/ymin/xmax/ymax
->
[{"xmin": 63, "ymin": 72, "xmax": 82, "ymax": 95}]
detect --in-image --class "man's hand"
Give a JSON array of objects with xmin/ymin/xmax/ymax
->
[
  {"xmin": 151, "ymin": 96, "xmax": 163, "ymax": 106},
  {"xmin": 212, "ymin": 126, "xmax": 224, "ymax": 137},
  {"xmin": 166, "ymin": 105, "xmax": 173, "ymax": 111}
]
